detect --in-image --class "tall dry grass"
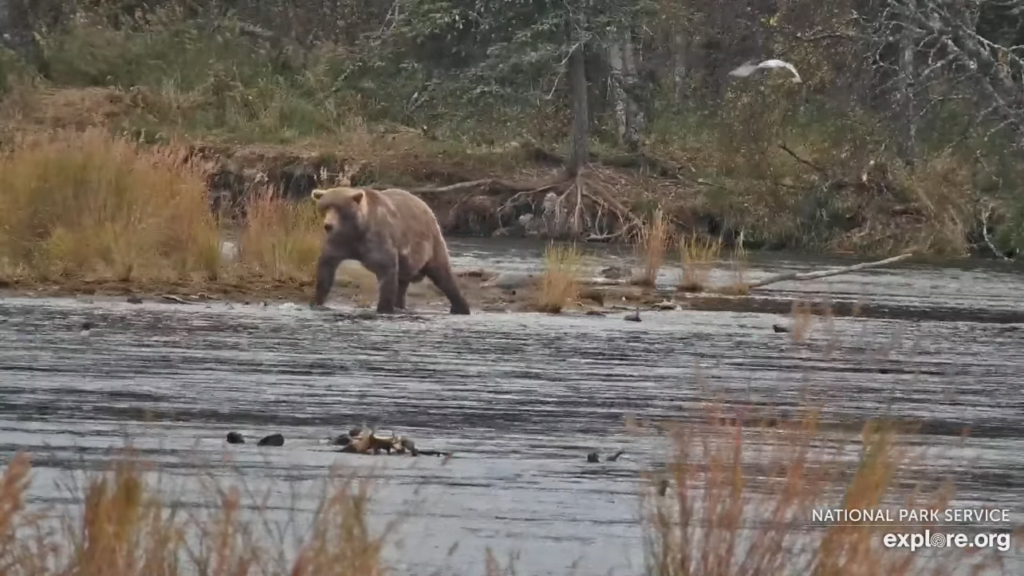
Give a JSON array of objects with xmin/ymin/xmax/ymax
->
[
  {"xmin": 234, "ymin": 188, "xmax": 323, "ymax": 282},
  {"xmin": 641, "ymin": 407, "xmax": 1012, "ymax": 576},
  {"xmin": 535, "ymin": 242, "xmax": 583, "ymax": 313},
  {"xmin": 633, "ymin": 208, "xmax": 671, "ymax": 287},
  {"xmin": 0, "ymin": 450, "xmax": 390, "ymax": 576},
  {"xmin": 676, "ymin": 233, "xmax": 723, "ymax": 292},
  {"xmin": 0, "ymin": 129, "xmax": 333, "ymax": 289},
  {"xmin": 0, "ymin": 129, "xmax": 222, "ymax": 282}
]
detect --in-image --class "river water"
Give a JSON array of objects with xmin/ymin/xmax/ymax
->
[{"xmin": 0, "ymin": 238, "xmax": 1021, "ymax": 575}]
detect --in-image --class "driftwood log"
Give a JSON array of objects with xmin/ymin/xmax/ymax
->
[{"xmin": 743, "ymin": 252, "xmax": 914, "ymax": 291}]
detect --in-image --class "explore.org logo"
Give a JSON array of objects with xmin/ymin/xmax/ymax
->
[{"xmin": 883, "ymin": 530, "xmax": 1013, "ymax": 552}]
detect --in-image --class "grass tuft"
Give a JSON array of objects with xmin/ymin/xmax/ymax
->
[
  {"xmin": 235, "ymin": 186, "xmax": 323, "ymax": 282},
  {"xmin": 675, "ymin": 233, "xmax": 723, "ymax": 293},
  {"xmin": 633, "ymin": 208, "xmax": 671, "ymax": 287},
  {"xmin": 535, "ymin": 242, "xmax": 583, "ymax": 313}
]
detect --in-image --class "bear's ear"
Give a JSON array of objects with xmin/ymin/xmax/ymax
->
[
  {"xmin": 311, "ymin": 189, "xmax": 327, "ymax": 201},
  {"xmin": 351, "ymin": 190, "xmax": 365, "ymax": 205}
]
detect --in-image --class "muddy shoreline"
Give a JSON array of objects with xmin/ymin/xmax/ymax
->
[{"xmin": 5, "ymin": 274, "xmax": 1024, "ymax": 324}]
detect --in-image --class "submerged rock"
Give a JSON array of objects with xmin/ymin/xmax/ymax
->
[
  {"xmin": 772, "ymin": 324, "xmax": 790, "ymax": 333},
  {"xmin": 587, "ymin": 450, "xmax": 624, "ymax": 463},
  {"xmin": 257, "ymin": 433, "xmax": 284, "ymax": 446},
  {"xmin": 600, "ymin": 266, "xmax": 630, "ymax": 280},
  {"xmin": 226, "ymin": 432, "xmax": 245, "ymax": 444},
  {"xmin": 624, "ymin": 309, "xmax": 641, "ymax": 322}
]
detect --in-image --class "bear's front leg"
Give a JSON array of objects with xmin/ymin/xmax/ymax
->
[
  {"xmin": 312, "ymin": 253, "xmax": 342, "ymax": 308},
  {"xmin": 395, "ymin": 279, "xmax": 411, "ymax": 310},
  {"xmin": 375, "ymin": 268, "xmax": 400, "ymax": 314}
]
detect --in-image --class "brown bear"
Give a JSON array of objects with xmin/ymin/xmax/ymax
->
[{"xmin": 310, "ymin": 186, "xmax": 471, "ymax": 315}]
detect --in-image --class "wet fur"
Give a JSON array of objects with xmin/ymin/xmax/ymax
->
[{"xmin": 311, "ymin": 186, "xmax": 470, "ymax": 315}]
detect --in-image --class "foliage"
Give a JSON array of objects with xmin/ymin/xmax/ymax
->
[{"xmin": 1, "ymin": 0, "xmax": 1023, "ymax": 255}]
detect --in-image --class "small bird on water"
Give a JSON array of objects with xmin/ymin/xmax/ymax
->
[{"xmin": 729, "ymin": 59, "xmax": 802, "ymax": 83}]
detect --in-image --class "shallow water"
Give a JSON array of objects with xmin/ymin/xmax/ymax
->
[{"xmin": 0, "ymin": 238, "xmax": 1022, "ymax": 575}]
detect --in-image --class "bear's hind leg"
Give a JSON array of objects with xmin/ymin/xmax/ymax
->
[{"xmin": 423, "ymin": 263, "xmax": 470, "ymax": 315}]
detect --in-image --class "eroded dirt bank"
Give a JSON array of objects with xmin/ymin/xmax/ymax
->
[{"xmin": 9, "ymin": 88, "xmax": 1017, "ymax": 256}]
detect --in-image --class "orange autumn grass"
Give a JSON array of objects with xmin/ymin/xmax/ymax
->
[
  {"xmin": 0, "ymin": 129, "xmax": 222, "ymax": 283},
  {"xmin": 0, "ymin": 450, "xmax": 391, "ymax": 576},
  {"xmin": 534, "ymin": 242, "xmax": 583, "ymax": 313},
  {"xmin": 640, "ymin": 405, "xmax": 1016, "ymax": 576},
  {"xmin": 632, "ymin": 208, "xmax": 671, "ymax": 287},
  {"xmin": 0, "ymin": 129, "xmax": 325, "ymax": 286}
]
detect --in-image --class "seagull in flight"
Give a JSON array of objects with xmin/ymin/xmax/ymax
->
[{"xmin": 728, "ymin": 59, "xmax": 802, "ymax": 83}]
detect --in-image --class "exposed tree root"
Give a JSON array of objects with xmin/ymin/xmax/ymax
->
[
  {"xmin": 980, "ymin": 202, "xmax": 1014, "ymax": 261},
  {"xmin": 384, "ymin": 166, "xmax": 646, "ymax": 242},
  {"xmin": 493, "ymin": 168, "xmax": 645, "ymax": 241}
]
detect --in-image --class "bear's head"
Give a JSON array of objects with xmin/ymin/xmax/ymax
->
[{"xmin": 311, "ymin": 187, "xmax": 370, "ymax": 240}]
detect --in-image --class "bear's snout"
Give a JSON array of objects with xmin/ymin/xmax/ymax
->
[{"xmin": 324, "ymin": 222, "xmax": 334, "ymax": 233}]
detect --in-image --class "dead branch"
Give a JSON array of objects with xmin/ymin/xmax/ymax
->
[
  {"xmin": 778, "ymin": 141, "xmax": 828, "ymax": 175},
  {"xmin": 980, "ymin": 203, "xmax": 1013, "ymax": 261},
  {"xmin": 404, "ymin": 178, "xmax": 547, "ymax": 195},
  {"xmin": 744, "ymin": 252, "xmax": 915, "ymax": 290}
]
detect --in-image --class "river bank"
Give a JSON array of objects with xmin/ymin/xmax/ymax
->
[{"xmin": 4, "ymin": 238, "xmax": 1024, "ymax": 325}]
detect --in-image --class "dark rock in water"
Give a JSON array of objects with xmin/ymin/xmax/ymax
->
[
  {"xmin": 226, "ymin": 432, "xmax": 245, "ymax": 444},
  {"xmin": 330, "ymin": 434, "xmax": 352, "ymax": 446},
  {"xmin": 607, "ymin": 450, "xmax": 625, "ymax": 462},
  {"xmin": 81, "ymin": 321, "xmax": 95, "ymax": 331},
  {"xmin": 257, "ymin": 433, "xmax": 284, "ymax": 446},
  {"xmin": 600, "ymin": 266, "xmax": 629, "ymax": 280},
  {"xmin": 624, "ymin": 309, "xmax": 641, "ymax": 322},
  {"xmin": 772, "ymin": 324, "xmax": 790, "ymax": 333},
  {"xmin": 127, "ymin": 296, "xmax": 143, "ymax": 304},
  {"xmin": 585, "ymin": 310, "xmax": 606, "ymax": 317},
  {"xmin": 587, "ymin": 452, "xmax": 600, "ymax": 463}
]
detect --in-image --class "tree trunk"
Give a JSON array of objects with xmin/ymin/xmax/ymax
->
[
  {"xmin": 608, "ymin": 41, "xmax": 629, "ymax": 146},
  {"xmin": 671, "ymin": 32, "xmax": 688, "ymax": 103},
  {"xmin": 621, "ymin": 30, "xmax": 643, "ymax": 152},
  {"xmin": 897, "ymin": 5, "xmax": 918, "ymax": 165},
  {"xmin": 567, "ymin": 41, "xmax": 590, "ymax": 177}
]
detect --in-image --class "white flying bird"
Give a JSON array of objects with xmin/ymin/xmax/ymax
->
[{"xmin": 728, "ymin": 59, "xmax": 802, "ymax": 83}]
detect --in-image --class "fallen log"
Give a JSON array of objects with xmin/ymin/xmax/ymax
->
[{"xmin": 744, "ymin": 252, "xmax": 914, "ymax": 290}]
